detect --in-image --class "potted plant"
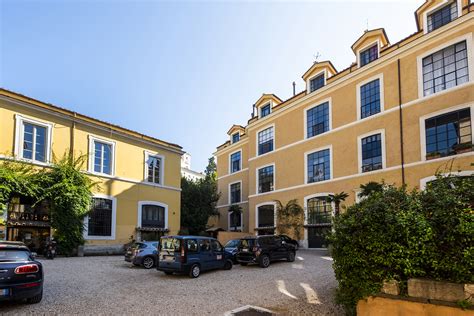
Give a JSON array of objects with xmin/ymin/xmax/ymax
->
[
  {"xmin": 453, "ymin": 143, "xmax": 473, "ymax": 154},
  {"xmin": 426, "ymin": 151, "xmax": 442, "ymax": 160}
]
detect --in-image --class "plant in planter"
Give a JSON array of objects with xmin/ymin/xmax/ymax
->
[
  {"xmin": 453, "ymin": 143, "xmax": 473, "ymax": 154},
  {"xmin": 426, "ymin": 151, "xmax": 442, "ymax": 160}
]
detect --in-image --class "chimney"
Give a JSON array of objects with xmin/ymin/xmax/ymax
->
[{"xmin": 292, "ymin": 81, "xmax": 296, "ymax": 96}]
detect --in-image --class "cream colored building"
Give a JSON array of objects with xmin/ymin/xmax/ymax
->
[
  {"xmin": 213, "ymin": 0, "xmax": 474, "ymax": 248},
  {"xmin": 0, "ymin": 89, "xmax": 183, "ymax": 253}
]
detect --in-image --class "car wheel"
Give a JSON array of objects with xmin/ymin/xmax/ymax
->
[
  {"xmin": 189, "ymin": 264, "xmax": 201, "ymax": 278},
  {"xmin": 287, "ymin": 251, "xmax": 296, "ymax": 262},
  {"xmin": 142, "ymin": 256, "xmax": 155, "ymax": 269},
  {"xmin": 164, "ymin": 271, "xmax": 173, "ymax": 275},
  {"xmin": 26, "ymin": 291, "xmax": 43, "ymax": 304},
  {"xmin": 240, "ymin": 262, "xmax": 248, "ymax": 266},
  {"xmin": 259, "ymin": 254, "xmax": 270, "ymax": 268},
  {"xmin": 223, "ymin": 259, "xmax": 233, "ymax": 270}
]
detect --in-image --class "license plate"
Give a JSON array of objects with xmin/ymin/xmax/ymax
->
[
  {"xmin": 242, "ymin": 249, "xmax": 248, "ymax": 252},
  {"xmin": 0, "ymin": 289, "xmax": 9, "ymax": 297}
]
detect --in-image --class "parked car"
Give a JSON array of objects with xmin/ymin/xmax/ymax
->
[
  {"xmin": 157, "ymin": 236, "xmax": 233, "ymax": 278},
  {"xmin": 236, "ymin": 235, "xmax": 296, "ymax": 268},
  {"xmin": 124, "ymin": 241, "xmax": 159, "ymax": 269},
  {"xmin": 223, "ymin": 239, "xmax": 240, "ymax": 263},
  {"xmin": 0, "ymin": 241, "xmax": 43, "ymax": 304},
  {"xmin": 279, "ymin": 234, "xmax": 300, "ymax": 250}
]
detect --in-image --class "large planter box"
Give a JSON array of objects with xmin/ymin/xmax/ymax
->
[{"xmin": 408, "ymin": 278, "xmax": 473, "ymax": 303}]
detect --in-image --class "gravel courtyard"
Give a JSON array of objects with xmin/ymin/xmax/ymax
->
[{"xmin": 0, "ymin": 250, "xmax": 343, "ymax": 315}]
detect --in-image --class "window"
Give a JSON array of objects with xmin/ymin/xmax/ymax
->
[
  {"xmin": 186, "ymin": 239, "xmax": 198, "ymax": 252},
  {"xmin": 360, "ymin": 44, "xmax": 378, "ymax": 67},
  {"xmin": 258, "ymin": 165, "xmax": 274, "ymax": 193},
  {"xmin": 146, "ymin": 154, "xmax": 162, "ymax": 184},
  {"xmin": 229, "ymin": 211, "xmax": 242, "ymax": 230},
  {"xmin": 230, "ymin": 151, "xmax": 241, "ymax": 173},
  {"xmin": 232, "ymin": 133, "xmax": 240, "ymax": 143},
  {"xmin": 307, "ymin": 197, "xmax": 332, "ymax": 225},
  {"xmin": 91, "ymin": 138, "xmax": 114, "ymax": 175},
  {"xmin": 422, "ymin": 41, "xmax": 469, "ymax": 96},
  {"xmin": 88, "ymin": 198, "xmax": 113, "ymax": 237},
  {"xmin": 22, "ymin": 122, "xmax": 47, "ymax": 162},
  {"xmin": 360, "ymin": 79, "xmax": 381, "ymax": 119},
  {"xmin": 260, "ymin": 104, "xmax": 271, "ymax": 118},
  {"xmin": 258, "ymin": 127, "xmax": 274, "ymax": 155},
  {"xmin": 257, "ymin": 205, "xmax": 274, "ymax": 227},
  {"xmin": 230, "ymin": 182, "xmax": 241, "ymax": 204},
  {"xmin": 309, "ymin": 73, "xmax": 325, "ymax": 92},
  {"xmin": 199, "ymin": 239, "xmax": 211, "ymax": 252},
  {"xmin": 141, "ymin": 204, "xmax": 165, "ymax": 228},
  {"xmin": 427, "ymin": 1, "xmax": 457, "ymax": 33},
  {"xmin": 361, "ymin": 134, "xmax": 383, "ymax": 173},
  {"xmin": 211, "ymin": 240, "xmax": 222, "ymax": 252},
  {"xmin": 425, "ymin": 108, "xmax": 472, "ymax": 159},
  {"xmin": 307, "ymin": 149, "xmax": 331, "ymax": 183},
  {"xmin": 307, "ymin": 102, "xmax": 329, "ymax": 138}
]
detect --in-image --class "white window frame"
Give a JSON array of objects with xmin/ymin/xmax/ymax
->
[
  {"xmin": 304, "ymin": 97, "xmax": 332, "ymax": 139},
  {"xmin": 259, "ymin": 102, "xmax": 272, "ymax": 118},
  {"xmin": 255, "ymin": 201, "xmax": 277, "ymax": 234},
  {"xmin": 14, "ymin": 114, "xmax": 53, "ymax": 165},
  {"xmin": 228, "ymin": 209, "xmax": 243, "ymax": 231},
  {"xmin": 304, "ymin": 145, "xmax": 333, "ymax": 184},
  {"xmin": 420, "ymin": 170, "xmax": 474, "ymax": 190},
  {"xmin": 228, "ymin": 180, "xmax": 242, "ymax": 205},
  {"xmin": 357, "ymin": 129, "xmax": 386, "ymax": 174},
  {"xmin": 419, "ymin": 103, "xmax": 474, "ymax": 162},
  {"xmin": 88, "ymin": 135, "xmax": 116, "ymax": 176},
  {"xmin": 422, "ymin": 0, "xmax": 462, "ymax": 35},
  {"xmin": 137, "ymin": 201, "xmax": 169, "ymax": 230},
  {"xmin": 144, "ymin": 151, "xmax": 165, "ymax": 186},
  {"xmin": 256, "ymin": 124, "xmax": 275, "ymax": 157},
  {"xmin": 356, "ymin": 39, "xmax": 380, "ymax": 68},
  {"xmin": 356, "ymin": 73, "xmax": 385, "ymax": 120},
  {"xmin": 255, "ymin": 163, "xmax": 275, "ymax": 195},
  {"xmin": 83, "ymin": 194, "xmax": 117, "ymax": 240},
  {"xmin": 306, "ymin": 69, "xmax": 327, "ymax": 94},
  {"xmin": 228, "ymin": 149, "xmax": 242, "ymax": 174},
  {"xmin": 416, "ymin": 33, "xmax": 473, "ymax": 99}
]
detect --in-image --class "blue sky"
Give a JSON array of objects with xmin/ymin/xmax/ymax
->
[{"xmin": 0, "ymin": 0, "xmax": 421, "ymax": 171}]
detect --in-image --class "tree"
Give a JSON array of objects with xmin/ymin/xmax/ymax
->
[
  {"xmin": 358, "ymin": 181, "xmax": 384, "ymax": 199},
  {"xmin": 228, "ymin": 204, "xmax": 242, "ymax": 232},
  {"xmin": 275, "ymin": 199, "xmax": 304, "ymax": 240},
  {"xmin": 326, "ymin": 192, "xmax": 349, "ymax": 217},
  {"xmin": 180, "ymin": 157, "xmax": 220, "ymax": 235}
]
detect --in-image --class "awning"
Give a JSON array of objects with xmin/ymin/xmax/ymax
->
[{"xmin": 206, "ymin": 227, "xmax": 225, "ymax": 232}]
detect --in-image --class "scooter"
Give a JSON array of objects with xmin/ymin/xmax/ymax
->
[{"xmin": 45, "ymin": 239, "xmax": 57, "ymax": 259}]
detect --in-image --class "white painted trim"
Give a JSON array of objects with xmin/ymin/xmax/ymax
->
[
  {"xmin": 228, "ymin": 149, "xmax": 242, "ymax": 174},
  {"xmin": 420, "ymin": 170, "xmax": 474, "ymax": 189},
  {"xmin": 228, "ymin": 180, "xmax": 243, "ymax": 205},
  {"xmin": 357, "ymin": 129, "xmax": 386, "ymax": 174},
  {"xmin": 217, "ymin": 168, "xmax": 249, "ymax": 180},
  {"xmin": 304, "ymin": 145, "xmax": 333, "ymax": 184},
  {"xmin": 303, "ymin": 97, "xmax": 332, "ymax": 140},
  {"xmin": 306, "ymin": 69, "xmax": 327, "ymax": 94},
  {"xmin": 228, "ymin": 209, "xmax": 243, "ymax": 231},
  {"xmin": 356, "ymin": 73, "xmax": 384, "ymax": 120},
  {"xmin": 137, "ymin": 200, "xmax": 169, "ymax": 230},
  {"xmin": 256, "ymin": 163, "xmax": 275, "ymax": 195},
  {"xmin": 255, "ymin": 201, "xmax": 277, "ymax": 233},
  {"xmin": 422, "ymin": 0, "xmax": 462, "ymax": 34},
  {"xmin": 216, "ymin": 200, "xmax": 249, "ymax": 209},
  {"xmin": 416, "ymin": 33, "xmax": 473, "ymax": 99},
  {"xmin": 419, "ymin": 103, "xmax": 474, "ymax": 161},
  {"xmin": 256, "ymin": 124, "xmax": 275, "ymax": 157},
  {"xmin": 88, "ymin": 135, "xmax": 116, "ymax": 176},
  {"xmin": 214, "ymin": 138, "xmax": 249, "ymax": 156},
  {"xmin": 84, "ymin": 194, "xmax": 117, "ymax": 241},
  {"xmin": 144, "ymin": 151, "xmax": 165, "ymax": 186},
  {"xmin": 356, "ymin": 39, "xmax": 381, "ymax": 68},
  {"xmin": 259, "ymin": 102, "xmax": 273, "ymax": 118},
  {"xmin": 14, "ymin": 114, "xmax": 53, "ymax": 164}
]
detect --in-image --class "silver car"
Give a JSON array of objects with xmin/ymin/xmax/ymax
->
[{"xmin": 124, "ymin": 241, "xmax": 159, "ymax": 269}]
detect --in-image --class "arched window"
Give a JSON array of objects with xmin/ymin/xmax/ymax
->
[
  {"xmin": 141, "ymin": 204, "xmax": 165, "ymax": 228},
  {"xmin": 307, "ymin": 197, "xmax": 332, "ymax": 225}
]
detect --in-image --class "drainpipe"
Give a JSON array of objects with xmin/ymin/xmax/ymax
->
[
  {"xmin": 70, "ymin": 112, "xmax": 77, "ymax": 157},
  {"xmin": 397, "ymin": 59, "xmax": 406, "ymax": 186}
]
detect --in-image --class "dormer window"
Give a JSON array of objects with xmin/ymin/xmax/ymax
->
[
  {"xmin": 309, "ymin": 73, "xmax": 325, "ymax": 92},
  {"xmin": 232, "ymin": 133, "xmax": 240, "ymax": 144},
  {"xmin": 427, "ymin": 1, "xmax": 457, "ymax": 33},
  {"xmin": 260, "ymin": 104, "xmax": 271, "ymax": 118},
  {"xmin": 360, "ymin": 44, "xmax": 378, "ymax": 67}
]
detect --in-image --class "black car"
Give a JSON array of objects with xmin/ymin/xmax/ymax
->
[
  {"xmin": 279, "ymin": 234, "xmax": 300, "ymax": 250},
  {"xmin": 236, "ymin": 235, "xmax": 296, "ymax": 268},
  {"xmin": 0, "ymin": 241, "xmax": 43, "ymax": 304}
]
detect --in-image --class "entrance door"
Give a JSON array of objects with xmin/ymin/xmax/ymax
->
[{"xmin": 307, "ymin": 226, "xmax": 331, "ymax": 248}]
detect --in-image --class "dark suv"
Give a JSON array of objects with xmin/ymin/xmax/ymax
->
[{"xmin": 236, "ymin": 235, "xmax": 296, "ymax": 268}]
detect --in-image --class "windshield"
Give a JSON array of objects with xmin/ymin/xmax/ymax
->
[
  {"xmin": 239, "ymin": 239, "xmax": 256, "ymax": 248},
  {"xmin": 225, "ymin": 240, "xmax": 239, "ymax": 248},
  {"xmin": 0, "ymin": 249, "xmax": 31, "ymax": 261},
  {"xmin": 160, "ymin": 238, "xmax": 181, "ymax": 252}
]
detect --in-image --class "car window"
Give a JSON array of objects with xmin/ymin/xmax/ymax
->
[
  {"xmin": 198, "ymin": 239, "xmax": 211, "ymax": 252},
  {"xmin": 187, "ymin": 239, "xmax": 198, "ymax": 252},
  {"xmin": 211, "ymin": 240, "xmax": 222, "ymax": 252},
  {"xmin": 225, "ymin": 240, "xmax": 238, "ymax": 248},
  {"xmin": 240, "ymin": 239, "xmax": 255, "ymax": 248},
  {"xmin": 151, "ymin": 243, "xmax": 158, "ymax": 249},
  {"xmin": 274, "ymin": 237, "xmax": 282, "ymax": 245},
  {"xmin": 0, "ymin": 250, "xmax": 31, "ymax": 261},
  {"xmin": 160, "ymin": 238, "xmax": 181, "ymax": 252}
]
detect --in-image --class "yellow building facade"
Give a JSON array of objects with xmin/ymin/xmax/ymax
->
[
  {"xmin": 214, "ymin": 0, "xmax": 474, "ymax": 248},
  {"xmin": 0, "ymin": 89, "xmax": 183, "ymax": 254}
]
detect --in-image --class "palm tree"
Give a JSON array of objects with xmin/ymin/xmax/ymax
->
[
  {"xmin": 359, "ymin": 181, "xmax": 384, "ymax": 199},
  {"xmin": 228, "ymin": 204, "xmax": 242, "ymax": 232},
  {"xmin": 326, "ymin": 192, "xmax": 349, "ymax": 217},
  {"xmin": 275, "ymin": 199, "xmax": 304, "ymax": 240}
]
